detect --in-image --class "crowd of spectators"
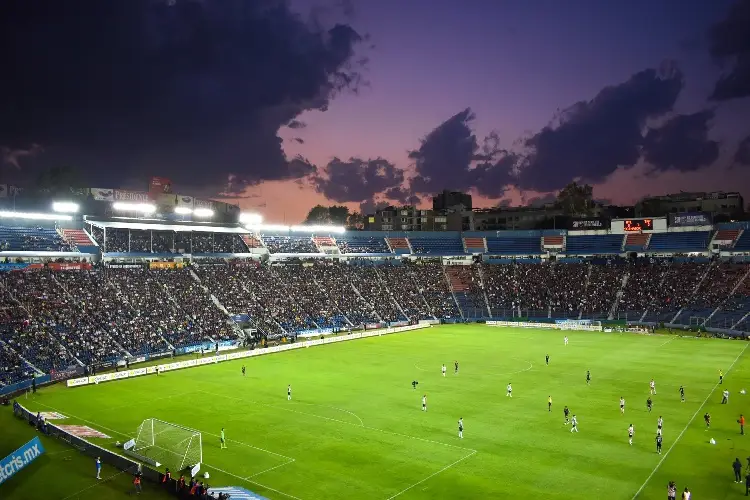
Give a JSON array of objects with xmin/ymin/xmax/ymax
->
[
  {"xmin": 580, "ymin": 262, "xmax": 626, "ymax": 319},
  {"xmin": 374, "ymin": 264, "xmax": 434, "ymax": 320},
  {"xmin": 618, "ymin": 259, "xmax": 670, "ymax": 319},
  {"xmin": 346, "ymin": 265, "xmax": 406, "ymax": 322},
  {"xmin": 263, "ymin": 236, "xmax": 318, "ymax": 254},
  {"xmin": 546, "ymin": 263, "xmax": 587, "ymax": 318},
  {"xmin": 407, "ymin": 261, "xmax": 460, "ymax": 319},
  {"xmin": 446, "ymin": 265, "xmax": 487, "ymax": 317},
  {"xmin": 308, "ymin": 263, "xmax": 380, "ymax": 326},
  {"xmin": 482, "ymin": 264, "xmax": 518, "ymax": 316},
  {"xmin": 337, "ymin": 237, "xmax": 390, "ymax": 254}
]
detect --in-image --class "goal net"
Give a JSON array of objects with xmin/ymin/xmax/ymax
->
[{"xmin": 133, "ymin": 418, "xmax": 202, "ymax": 470}]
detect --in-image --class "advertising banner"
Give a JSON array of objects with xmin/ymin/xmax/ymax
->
[
  {"xmin": 47, "ymin": 262, "xmax": 92, "ymax": 271},
  {"xmin": 149, "ymin": 177, "xmax": 172, "ymax": 196},
  {"xmin": 91, "ymin": 188, "xmax": 114, "ymax": 201},
  {"xmin": 50, "ymin": 366, "xmax": 84, "ymax": 382},
  {"xmin": 193, "ymin": 198, "xmax": 214, "ymax": 210},
  {"xmin": 668, "ymin": 212, "xmax": 711, "ymax": 227},
  {"xmin": 0, "ymin": 437, "xmax": 45, "ymax": 485},
  {"xmin": 148, "ymin": 262, "xmax": 184, "ymax": 270},
  {"xmin": 114, "ymin": 190, "xmax": 150, "ymax": 203},
  {"xmin": 106, "ymin": 263, "xmax": 144, "ymax": 269},
  {"xmin": 0, "ymin": 263, "xmax": 29, "ymax": 272},
  {"xmin": 177, "ymin": 195, "xmax": 194, "ymax": 209},
  {"xmin": 568, "ymin": 218, "xmax": 610, "ymax": 230}
]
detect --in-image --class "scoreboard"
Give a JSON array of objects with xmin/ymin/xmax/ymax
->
[{"xmin": 623, "ymin": 219, "xmax": 654, "ymax": 232}]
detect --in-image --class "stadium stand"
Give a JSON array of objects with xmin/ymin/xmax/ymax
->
[
  {"xmin": 374, "ymin": 263, "xmax": 434, "ymax": 320},
  {"xmin": 647, "ymin": 231, "xmax": 711, "ymax": 252},
  {"xmin": 566, "ymin": 234, "xmax": 623, "ymax": 254},
  {"xmin": 710, "ymin": 229, "xmax": 741, "ymax": 248},
  {"xmin": 409, "ymin": 235, "xmax": 464, "ymax": 255},
  {"xmin": 623, "ymin": 233, "xmax": 650, "ymax": 251},
  {"xmin": 735, "ymin": 230, "xmax": 750, "ymax": 251},
  {"xmin": 262, "ymin": 235, "xmax": 318, "ymax": 254},
  {"xmin": 60, "ymin": 229, "xmax": 97, "ymax": 253},
  {"xmin": 486, "ymin": 235, "xmax": 541, "ymax": 255},
  {"xmin": 337, "ymin": 235, "xmax": 390, "ymax": 254},
  {"xmin": 463, "ymin": 237, "xmax": 486, "ymax": 253},
  {"xmin": 0, "ymin": 226, "xmax": 72, "ymax": 252},
  {"xmin": 387, "ymin": 237, "xmax": 411, "ymax": 254},
  {"xmin": 542, "ymin": 235, "xmax": 565, "ymax": 251},
  {"xmin": 445, "ymin": 265, "xmax": 487, "ymax": 318},
  {"xmin": 241, "ymin": 234, "xmax": 263, "ymax": 249}
]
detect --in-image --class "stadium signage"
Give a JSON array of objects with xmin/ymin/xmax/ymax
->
[
  {"xmin": 47, "ymin": 262, "xmax": 92, "ymax": 271},
  {"xmin": 149, "ymin": 262, "xmax": 184, "ymax": 270},
  {"xmin": 91, "ymin": 188, "xmax": 114, "ymax": 201},
  {"xmin": 569, "ymin": 218, "xmax": 610, "ymax": 230},
  {"xmin": 114, "ymin": 189, "xmax": 150, "ymax": 202},
  {"xmin": 0, "ymin": 437, "xmax": 45, "ymax": 485},
  {"xmin": 67, "ymin": 324, "xmax": 429, "ymax": 388},
  {"xmin": 668, "ymin": 212, "xmax": 711, "ymax": 227},
  {"xmin": 50, "ymin": 366, "xmax": 83, "ymax": 382},
  {"xmin": 487, "ymin": 320, "xmax": 603, "ymax": 332}
]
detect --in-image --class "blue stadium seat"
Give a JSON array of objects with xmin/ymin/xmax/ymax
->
[
  {"xmin": 485, "ymin": 237, "xmax": 541, "ymax": 255},
  {"xmin": 565, "ymin": 235, "xmax": 622, "ymax": 254},
  {"xmin": 735, "ymin": 231, "xmax": 750, "ymax": 251},
  {"xmin": 337, "ymin": 235, "xmax": 390, "ymax": 254},
  {"xmin": 647, "ymin": 231, "xmax": 711, "ymax": 252},
  {"xmin": 0, "ymin": 226, "xmax": 73, "ymax": 252},
  {"xmin": 409, "ymin": 237, "xmax": 464, "ymax": 255}
]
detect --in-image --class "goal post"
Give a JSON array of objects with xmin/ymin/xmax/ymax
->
[{"xmin": 133, "ymin": 418, "xmax": 202, "ymax": 471}]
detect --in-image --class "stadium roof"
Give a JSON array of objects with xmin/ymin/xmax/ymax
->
[{"xmin": 84, "ymin": 216, "xmax": 248, "ymax": 234}]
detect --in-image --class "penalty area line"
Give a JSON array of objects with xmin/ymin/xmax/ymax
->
[
  {"xmin": 205, "ymin": 463, "xmax": 304, "ymax": 500},
  {"xmin": 384, "ymin": 449, "xmax": 477, "ymax": 500},
  {"xmin": 631, "ymin": 341, "xmax": 749, "ymax": 499}
]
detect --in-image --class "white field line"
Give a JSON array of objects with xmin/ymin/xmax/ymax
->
[
  {"xmin": 291, "ymin": 401, "xmax": 364, "ymax": 427},
  {"xmin": 246, "ymin": 459, "xmax": 296, "ymax": 479},
  {"xmin": 206, "ymin": 463, "xmax": 304, "ymax": 500},
  {"xmin": 32, "ymin": 401, "xmax": 296, "ymax": 479},
  {"xmin": 631, "ymin": 342, "xmax": 749, "ymax": 499},
  {"xmin": 61, "ymin": 469, "xmax": 131, "ymax": 500},
  {"xmin": 414, "ymin": 360, "xmax": 533, "ymax": 378},
  {"xmin": 658, "ymin": 336, "xmax": 677, "ymax": 347},
  {"xmin": 385, "ymin": 449, "xmax": 477, "ymax": 500}
]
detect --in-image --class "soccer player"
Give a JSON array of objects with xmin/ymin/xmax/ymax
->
[
  {"xmin": 628, "ymin": 424, "xmax": 634, "ymax": 445},
  {"xmin": 412, "ymin": 380, "xmax": 418, "ymax": 390},
  {"xmin": 506, "ymin": 383, "xmax": 512, "ymax": 398},
  {"xmin": 658, "ymin": 416, "xmax": 664, "ymax": 432},
  {"xmin": 704, "ymin": 412, "xmax": 710, "ymax": 429},
  {"xmin": 422, "ymin": 394, "xmax": 427, "ymax": 412},
  {"xmin": 620, "ymin": 397, "xmax": 626, "ymax": 414},
  {"xmin": 679, "ymin": 385, "xmax": 685, "ymax": 402},
  {"xmin": 548, "ymin": 396, "xmax": 552, "ymax": 412},
  {"xmin": 287, "ymin": 385, "xmax": 292, "ymax": 401},
  {"xmin": 682, "ymin": 486, "xmax": 691, "ymax": 500},
  {"xmin": 442, "ymin": 364, "xmax": 446, "ymax": 377},
  {"xmin": 722, "ymin": 389, "xmax": 729, "ymax": 404},
  {"xmin": 220, "ymin": 428, "xmax": 227, "ymax": 449},
  {"xmin": 563, "ymin": 406, "xmax": 570, "ymax": 424},
  {"xmin": 545, "ymin": 354, "xmax": 549, "ymax": 366},
  {"xmin": 656, "ymin": 433, "xmax": 663, "ymax": 454},
  {"xmin": 96, "ymin": 457, "xmax": 102, "ymax": 479},
  {"xmin": 739, "ymin": 414, "xmax": 745, "ymax": 435},
  {"xmin": 458, "ymin": 418, "xmax": 463, "ymax": 439},
  {"xmin": 242, "ymin": 366, "xmax": 246, "ymax": 377},
  {"xmin": 564, "ymin": 336, "xmax": 569, "ymax": 346},
  {"xmin": 720, "ymin": 369, "xmax": 724, "ymax": 385},
  {"xmin": 650, "ymin": 379, "xmax": 656, "ymax": 395},
  {"xmin": 570, "ymin": 414, "xmax": 578, "ymax": 432},
  {"xmin": 647, "ymin": 397, "xmax": 653, "ymax": 413},
  {"xmin": 454, "ymin": 361, "xmax": 459, "ymax": 375},
  {"xmin": 586, "ymin": 370, "xmax": 591, "ymax": 385}
]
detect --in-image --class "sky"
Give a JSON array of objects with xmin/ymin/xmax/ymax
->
[{"xmin": 1, "ymin": 0, "xmax": 749, "ymax": 223}]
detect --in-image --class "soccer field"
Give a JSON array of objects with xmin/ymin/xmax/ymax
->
[{"xmin": 8, "ymin": 324, "xmax": 750, "ymax": 499}]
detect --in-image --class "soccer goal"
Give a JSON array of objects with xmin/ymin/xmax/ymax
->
[{"xmin": 133, "ymin": 418, "xmax": 202, "ymax": 471}]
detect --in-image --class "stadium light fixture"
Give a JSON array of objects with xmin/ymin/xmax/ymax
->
[
  {"xmin": 52, "ymin": 201, "xmax": 80, "ymax": 213},
  {"xmin": 257, "ymin": 224, "xmax": 290, "ymax": 232},
  {"xmin": 112, "ymin": 202, "xmax": 156, "ymax": 214},
  {"xmin": 0, "ymin": 211, "xmax": 73, "ymax": 221},
  {"xmin": 174, "ymin": 207, "xmax": 193, "ymax": 215},
  {"xmin": 193, "ymin": 208, "xmax": 214, "ymax": 218},
  {"xmin": 239, "ymin": 213, "xmax": 263, "ymax": 225}
]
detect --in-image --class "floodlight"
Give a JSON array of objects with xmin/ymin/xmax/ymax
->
[
  {"xmin": 258, "ymin": 224, "xmax": 290, "ymax": 232},
  {"xmin": 112, "ymin": 202, "xmax": 156, "ymax": 214},
  {"xmin": 290, "ymin": 225, "xmax": 345, "ymax": 233},
  {"xmin": 0, "ymin": 211, "xmax": 73, "ymax": 221},
  {"xmin": 52, "ymin": 201, "xmax": 80, "ymax": 213},
  {"xmin": 174, "ymin": 207, "xmax": 193, "ymax": 215},
  {"xmin": 193, "ymin": 208, "xmax": 214, "ymax": 217},
  {"xmin": 239, "ymin": 213, "xmax": 263, "ymax": 225}
]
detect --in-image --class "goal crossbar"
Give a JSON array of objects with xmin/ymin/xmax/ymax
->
[{"xmin": 134, "ymin": 418, "xmax": 202, "ymax": 471}]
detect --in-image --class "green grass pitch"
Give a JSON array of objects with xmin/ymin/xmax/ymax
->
[{"xmin": 2, "ymin": 324, "xmax": 750, "ymax": 499}]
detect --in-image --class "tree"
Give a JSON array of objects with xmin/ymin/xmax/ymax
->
[
  {"xmin": 304, "ymin": 205, "xmax": 332, "ymax": 224},
  {"xmin": 556, "ymin": 182, "xmax": 594, "ymax": 215},
  {"xmin": 346, "ymin": 211, "xmax": 364, "ymax": 229},
  {"xmin": 328, "ymin": 205, "xmax": 349, "ymax": 226}
]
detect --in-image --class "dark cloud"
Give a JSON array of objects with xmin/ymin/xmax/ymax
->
[
  {"xmin": 312, "ymin": 157, "xmax": 405, "ymax": 202},
  {"xmin": 708, "ymin": 0, "xmax": 750, "ymax": 101},
  {"xmin": 524, "ymin": 193, "xmax": 557, "ymax": 207},
  {"xmin": 287, "ymin": 120, "xmax": 307, "ymax": 130},
  {"xmin": 383, "ymin": 187, "xmax": 420, "ymax": 206},
  {"xmin": 0, "ymin": 0, "xmax": 365, "ymax": 194},
  {"xmin": 736, "ymin": 135, "xmax": 750, "ymax": 166},
  {"xmin": 1, "ymin": 144, "xmax": 43, "ymax": 170},
  {"xmin": 516, "ymin": 65, "xmax": 684, "ymax": 192},
  {"xmin": 359, "ymin": 199, "xmax": 390, "ymax": 215},
  {"xmin": 292, "ymin": 138, "xmax": 305, "ymax": 144},
  {"xmin": 642, "ymin": 110, "xmax": 719, "ymax": 173}
]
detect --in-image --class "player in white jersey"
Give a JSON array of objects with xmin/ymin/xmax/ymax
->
[
  {"xmin": 620, "ymin": 397, "xmax": 625, "ymax": 414},
  {"xmin": 422, "ymin": 395, "xmax": 427, "ymax": 411},
  {"xmin": 458, "ymin": 418, "xmax": 463, "ymax": 439},
  {"xmin": 564, "ymin": 336, "xmax": 569, "ymax": 346},
  {"xmin": 506, "ymin": 383, "xmax": 512, "ymax": 397},
  {"xmin": 628, "ymin": 424, "xmax": 634, "ymax": 445},
  {"xmin": 657, "ymin": 416, "xmax": 663, "ymax": 431},
  {"xmin": 570, "ymin": 415, "xmax": 578, "ymax": 432},
  {"xmin": 442, "ymin": 364, "xmax": 446, "ymax": 377},
  {"xmin": 650, "ymin": 379, "xmax": 656, "ymax": 395}
]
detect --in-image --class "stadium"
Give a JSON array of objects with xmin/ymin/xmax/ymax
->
[{"xmin": 1, "ymin": 187, "xmax": 750, "ymax": 499}]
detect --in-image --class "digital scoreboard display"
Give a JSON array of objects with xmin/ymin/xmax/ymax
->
[{"xmin": 623, "ymin": 219, "xmax": 654, "ymax": 232}]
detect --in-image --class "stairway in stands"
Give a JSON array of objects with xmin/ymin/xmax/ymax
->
[
  {"xmin": 445, "ymin": 265, "xmax": 486, "ymax": 318},
  {"xmin": 60, "ymin": 229, "xmax": 98, "ymax": 253}
]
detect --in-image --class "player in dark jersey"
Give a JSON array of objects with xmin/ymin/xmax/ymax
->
[
  {"xmin": 679, "ymin": 386, "xmax": 685, "ymax": 402},
  {"xmin": 586, "ymin": 370, "xmax": 591, "ymax": 385},
  {"xmin": 242, "ymin": 366, "xmax": 246, "ymax": 376},
  {"xmin": 545, "ymin": 354, "xmax": 549, "ymax": 366},
  {"xmin": 646, "ymin": 397, "xmax": 652, "ymax": 413},
  {"xmin": 704, "ymin": 412, "xmax": 710, "ymax": 428},
  {"xmin": 548, "ymin": 396, "xmax": 552, "ymax": 412},
  {"xmin": 412, "ymin": 380, "xmax": 418, "ymax": 390},
  {"xmin": 656, "ymin": 433, "xmax": 663, "ymax": 454},
  {"xmin": 454, "ymin": 361, "xmax": 459, "ymax": 375},
  {"xmin": 563, "ymin": 406, "xmax": 570, "ymax": 424}
]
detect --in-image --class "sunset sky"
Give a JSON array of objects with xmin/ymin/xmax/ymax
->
[{"xmin": 1, "ymin": 0, "xmax": 749, "ymax": 223}]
